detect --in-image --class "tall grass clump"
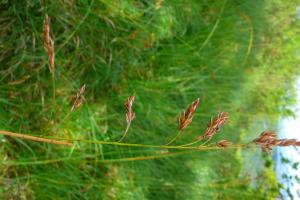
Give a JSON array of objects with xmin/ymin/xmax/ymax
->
[{"xmin": 0, "ymin": 0, "xmax": 299, "ymax": 199}]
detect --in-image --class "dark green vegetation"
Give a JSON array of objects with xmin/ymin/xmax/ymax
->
[{"xmin": 0, "ymin": 0, "xmax": 299, "ymax": 199}]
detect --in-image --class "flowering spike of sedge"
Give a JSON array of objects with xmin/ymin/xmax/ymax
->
[
  {"xmin": 165, "ymin": 98, "xmax": 200, "ymax": 146},
  {"xmin": 70, "ymin": 84, "xmax": 86, "ymax": 112},
  {"xmin": 48, "ymin": 39, "xmax": 54, "ymax": 74},
  {"xmin": 124, "ymin": 96, "xmax": 135, "ymax": 124},
  {"xmin": 216, "ymin": 139, "xmax": 232, "ymax": 148},
  {"xmin": 43, "ymin": 15, "xmax": 55, "ymax": 74},
  {"xmin": 253, "ymin": 130, "xmax": 300, "ymax": 153},
  {"xmin": 179, "ymin": 111, "xmax": 228, "ymax": 147},
  {"xmin": 119, "ymin": 95, "xmax": 135, "ymax": 142},
  {"xmin": 201, "ymin": 112, "xmax": 229, "ymax": 140},
  {"xmin": 79, "ymin": 84, "xmax": 86, "ymax": 97},
  {"xmin": 178, "ymin": 97, "xmax": 200, "ymax": 130},
  {"xmin": 43, "ymin": 15, "xmax": 50, "ymax": 52}
]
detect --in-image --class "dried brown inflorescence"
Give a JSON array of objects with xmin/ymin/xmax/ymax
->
[
  {"xmin": 70, "ymin": 84, "xmax": 86, "ymax": 112},
  {"xmin": 178, "ymin": 98, "xmax": 200, "ymax": 130},
  {"xmin": 165, "ymin": 98, "xmax": 200, "ymax": 145},
  {"xmin": 199, "ymin": 112, "xmax": 229, "ymax": 140},
  {"xmin": 118, "ymin": 96, "xmax": 136, "ymax": 142},
  {"xmin": 43, "ymin": 16, "xmax": 50, "ymax": 51},
  {"xmin": 216, "ymin": 139, "xmax": 232, "ymax": 148},
  {"xmin": 43, "ymin": 15, "xmax": 55, "ymax": 74},
  {"xmin": 0, "ymin": 130, "xmax": 72, "ymax": 146},
  {"xmin": 253, "ymin": 130, "xmax": 300, "ymax": 153},
  {"xmin": 124, "ymin": 96, "xmax": 135, "ymax": 124}
]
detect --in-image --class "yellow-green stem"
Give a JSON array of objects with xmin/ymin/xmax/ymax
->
[
  {"xmin": 201, "ymin": 137, "xmax": 212, "ymax": 146},
  {"xmin": 179, "ymin": 139, "xmax": 202, "ymax": 147},
  {"xmin": 118, "ymin": 122, "xmax": 131, "ymax": 142},
  {"xmin": 0, "ymin": 130, "xmax": 252, "ymax": 151},
  {"xmin": 3, "ymin": 145, "xmax": 249, "ymax": 167},
  {"xmin": 165, "ymin": 131, "xmax": 182, "ymax": 145}
]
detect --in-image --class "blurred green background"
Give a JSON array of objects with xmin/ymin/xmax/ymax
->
[{"xmin": 0, "ymin": 0, "xmax": 300, "ymax": 199}]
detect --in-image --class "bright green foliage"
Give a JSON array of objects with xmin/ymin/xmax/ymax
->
[{"xmin": 0, "ymin": 0, "xmax": 299, "ymax": 199}]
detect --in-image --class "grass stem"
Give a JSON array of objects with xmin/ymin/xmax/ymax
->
[
  {"xmin": 179, "ymin": 138, "xmax": 202, "ymax": 147},
  {"xmin": 0, "ymin": 130, "xmax": 252, "ymax": 151},
  {"xmin": 118, "ymin": 122, "xmax": 131, "ymax": 142},
  {"xmin": 165, "ymin": 131, "xmax": 182, "ymax": 145}
]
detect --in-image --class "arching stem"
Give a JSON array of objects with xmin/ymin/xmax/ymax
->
[
  {"xmin": 165, "ymin": 131, "xmax": 182, "ymax": 145},
  {"xmin": 118, "ymin": 122, "xmax": 131, "ymax": 142}
]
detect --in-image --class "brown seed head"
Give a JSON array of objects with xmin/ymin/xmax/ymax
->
[
  {"xmin": 48, "ymin": 39, "xmax": 54, "ymax": 73},
  {"xmin": 71, "ymin": 98, "xmax": 83, "ymax": 112},
  {"xmin": 201, "ymin": 112, "xmax": 228, "ymax": 139},
  {"xmin": 277, "ymin": 139, "xmax": 297, "ymax": 146},
  {"xmin": 178, "ymin": 98, "xmax": 200, "ymax": 130},
  {"xmin": 124, "ymin": 96, "xmax": 135, "ymax": 123},
  {"xmin": 261, "ymin": 144, "xmax": 273, "ymax": 153},
  {"xmin": 70, "ymin": 84, "xmax": 86, "ymax": 112},
  {"xmin": 253, "ymin": 130, "xmax": 300, "ymax": 153},
  {"xmin": 253, "ymin": 131, "xmax": 277, "ymax": 145},
  {"xmin": 43, "ymin": 15, "xmax": 50, "ymax": 52},
  {"xmin": 78, "ymin": 84, "xmax": 86, "ymax": 97},
  {"xmin": 43, "ymin": 15, "xmax": 55, "ymax": 74},
  {"xmin": 216, "ymin": 139, "xmax": 232, "ymax": 148}
]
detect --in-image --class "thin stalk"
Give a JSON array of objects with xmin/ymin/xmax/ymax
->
[
  {"xmin": 0, "ymin": 130, "xmax": 252, "ymax": 151},
  {"xmin": 179, "ymin": 138, "xmax": 202, "ymax": 147},
  {"xmin": 45, "ymin": 135, "xmax": 249, "ymax": 151},
  {"xmin": 118, "ymin": 122, "xmax": 131, "ymax": 142},
  {"xmin": 4, "ymin": 145, "xmax": 250, "ymax": 167},
  {"xmin": 3, "ymin": 150, "xmax": 198, "ymax": 166},
  {"xmin": 201, "ymin": 137, "xmax": 212, "ymax": 146},
  {"xmin": 71, "ymin": 137, "xmax": 248, "ymax": 150},
  {"xmin": 165, "ymin": 130, "xmax": 182, "ymax": 145}
]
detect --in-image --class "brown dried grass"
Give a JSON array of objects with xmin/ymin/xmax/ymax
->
[
  {"xmin": 43, "ymin": 15, "xmax": 55, "ymax": 74},
  {"xmin": 178, "ymin": 98, "xmax": 200, "ymax": 131},
  {"xmin": 199, "ymin": 112, "xmax": 229, "ymax": 140},
  {"xmin": 118, "ymin": 95, "xmax": 135, "ymax": 142},
  {"xmin": 70, "ymin": 84, "xmax": 86, "ymax": 112},
  {"xmin": 124, "ymin": 96, "xmax": 135, "ymax": 124},
  {"xmin": 253, "ymin": 131, "xmax": 300, "ymax": 153},
  {"xmin": 216, "ymin": 139, "xmax": 232, "ymax": 148},
  {"xmin": 0, "ymin": 130, "xmax": 72, "ymax": 146}
]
